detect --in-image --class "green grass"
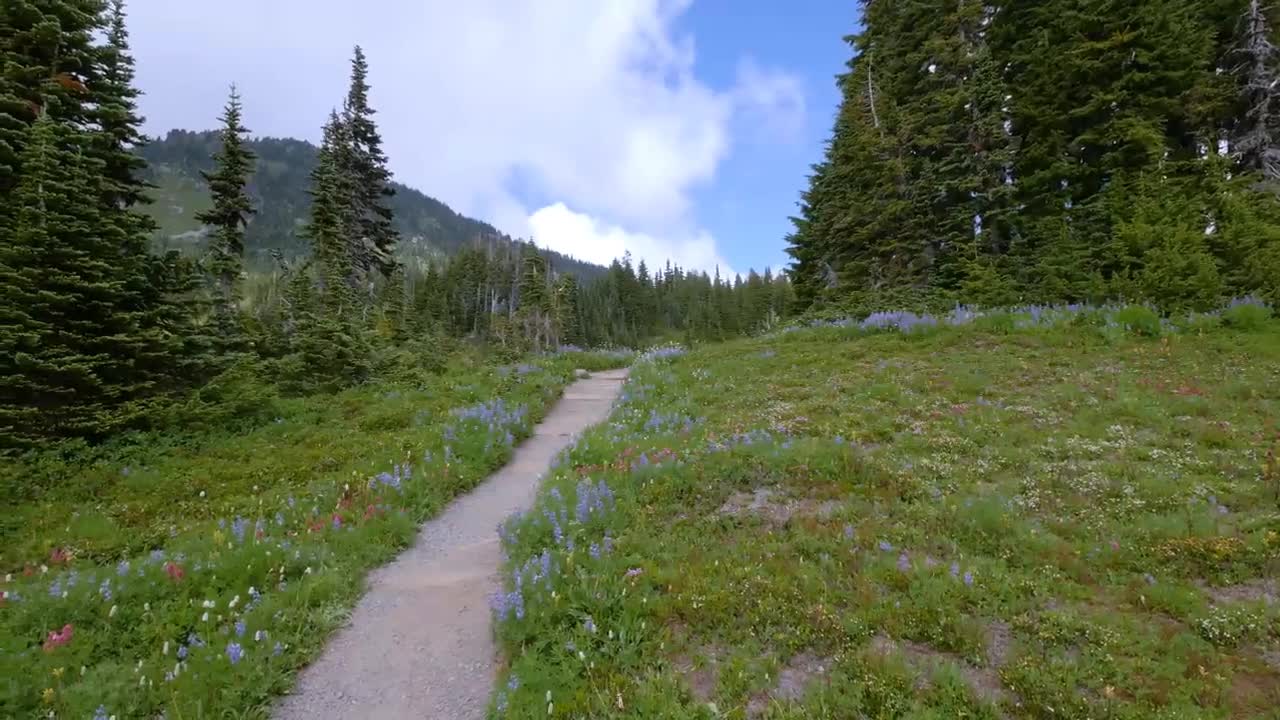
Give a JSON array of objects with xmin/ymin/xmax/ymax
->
[
  {"xmin": 0, "ymin": 350, "xmax": 629, "ymax": 719},
  {"xmin": 493, "ymin": 320, "xmax": 1280, "ymax": 719}
]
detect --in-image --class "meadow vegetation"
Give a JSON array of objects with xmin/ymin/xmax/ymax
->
[
  {"xmin": 0, "ymin": 348, "xmax": 628, "ymax": 719},
  {"xmin": 492, "ymin": 301, "xmax": 1280, "ymax": 719}
]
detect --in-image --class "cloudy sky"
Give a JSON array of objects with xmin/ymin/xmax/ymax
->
[{"xmin": 124, "ymin": 0, "xmax": 857, "ymax": 275}]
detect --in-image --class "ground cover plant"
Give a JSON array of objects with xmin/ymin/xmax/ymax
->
[
  {"xmin": 492, "ymin": 301, "xmax": 1280, "ymax": 719},
  {"xmin": 0, "ymin": 348, "xmax": 629, "ymax": 719}
]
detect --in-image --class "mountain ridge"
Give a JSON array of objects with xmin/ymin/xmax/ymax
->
[{"xmin": 136, "ymin": 129, "xmax": 604, "ymax": 279}]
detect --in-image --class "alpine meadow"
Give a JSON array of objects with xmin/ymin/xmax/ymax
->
[{"xmin": 2, "ymin": 2, "xmax": 1279, "ymax": 720}]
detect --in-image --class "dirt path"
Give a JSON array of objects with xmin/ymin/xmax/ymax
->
[{"xmin": 274, "ymin": 369, "xmax": 628, "ymax": 720}]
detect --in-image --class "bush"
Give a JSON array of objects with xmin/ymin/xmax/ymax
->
[
  {"xmin": 1114, "ymin": 305, "xmax": 1162, "ymax": 337},
  {"xmin": 161, "ymin": 359, "xmax": 281, "ymax": 432},
  {"xmin": 1222, "ymin": 297, "xmax": 1273, "ymax": 331}
]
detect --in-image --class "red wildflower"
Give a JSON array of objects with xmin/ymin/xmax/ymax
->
[
  {"xmin": 48, "ymin": 547, "xmax": 69, "ymax": 565},
  {"xmin": 43, "ymin": 624, "xmax": 73, "ymax": 653},
  {"xmin": 164, "ymin": 562, "xmax": 185, "ymax": 581}
]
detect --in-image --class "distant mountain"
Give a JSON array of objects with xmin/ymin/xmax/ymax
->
[{"xmin": 135, "ymin": 130, "xmax": 603, "ymax": 279}]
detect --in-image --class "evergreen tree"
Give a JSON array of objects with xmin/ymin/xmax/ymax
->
[
  {"xmin": 342, "ymin": 46, "xmax": 398, "ymax": 280},
  {"xmin": 0, "ymin": 0, "xmax": 104, "ymax": 197},
  {"xmin": 195, "ymin": 86, "xmax": 256, "ymax": 346},
  {"xmin": 0, "ymin": 115, "xmax": 166, "ymax": 444}
]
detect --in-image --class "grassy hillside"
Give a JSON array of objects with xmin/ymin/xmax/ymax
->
[
  {"xmin": 137, "ymin": 130, "xmax": 604, "ymax": 279},
  {"xmin": 0, "ymin": 349, "xmax": 630, "ymax": 718},
  {"xmin": 493, "ymin": 304, "xmax": 1280, "ymax": 718}
]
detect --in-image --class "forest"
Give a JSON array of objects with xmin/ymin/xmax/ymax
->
[
  {"xmin": 0, "ymin": 0, "xmax": 790, "ymax": 450},
  {"xmin": 787, "ymin": 0, "xmax": 1280, "ymax": 314}
]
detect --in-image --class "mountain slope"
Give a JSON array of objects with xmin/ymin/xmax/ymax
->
[{"xmin": 136, "ymin": 130, "xmax": 603, "ymax": 278}]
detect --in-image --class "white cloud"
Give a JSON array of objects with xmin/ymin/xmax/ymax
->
[
  {"xmin": 125, "ymin": 0, "xmax": 803, "ymax": 273},
  {"xmin": 529, "ymin": 202, "xmax": 732, "ymax": 276}
]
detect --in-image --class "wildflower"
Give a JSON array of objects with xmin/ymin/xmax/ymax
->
[
  {"xmin": 51, "ymin": 667, "xmax": 64, "ymax": 678},
  {"xmin": 897, "ymin": 553, "xmax": 911, "ymax": 572},
  {"xmin": 508, "ymin": 675, "xmax": 520, "ymax": 691},
  {"xmin": 1144, "ymin": 573, "xmax": 1157, "ymax": 586},
  {"xmin": 226, "ymin": 642, "xmax": 243, "ymax": 665},
  {"xmin": 625, "ymin": 567, "xmax": 643, "ymax": 578},
  {"xmin": 843, "ymin": 525, "xmax": 855, "ymax": 541},
  {"xmin": 589, "ymin": 543, "xmax": 601, "ymax": 560},
  {"xmin": 273, "ymin": 641, "xmax": 284, "ymax": 656},
  {"xmin": 254, "ymin": 630, "xmax": 266, "ymax": 642},
  {"xmin": 202, "ymin": 599, "xmax": 216, "ymax": 608},
  {"xmin": 229, "ymin": 594, "xmax": 240, "ymax": 608},
  {"xmin": 177, "ymin": 645, "xmax": 188, "ymax": 660},
  {"xmin": 232, "ymin": 517, "xmax": 248, "ymax": 543},
  {"xmin": 165, "ymin": 562, "xmax": 185, "ymax": 581},
  {"xmin": 94, "ymin": 706, "xmax": 108, "ymax": 720},
  {"xmin": 235, "ymin": 620, "xmax": 246, "ymax": 638},
  {"xmin": 603, "ymin": 535, "xmax": 614, "ymax": 554},
  {"xmin": 116, "ymin": 560, "xmax": 130, "ymax": 577},
  {"xmin": 950, "ymin": 562, "xmax": 960, "ymax": 578},
  {"xmin": 42, "ymin": 688, "xmax": 54, "ymax": 704},
  {"xmin": 42, "ymin": 624, "xmax": 73, "ymax": 653},
  {"xmin": 963, "ymin": 571, "xmax": 974, "ymax": 586},
  {"xmin": 163, "ymin": 641, "xmax": 169, "ymax": 656},
  {"xmin": 585, "ymin": 617, "xmax": 596, "ymax": 633},
  {"xmin": 878, "ymin": 540, "xmax": 894, "ymax": 552}
]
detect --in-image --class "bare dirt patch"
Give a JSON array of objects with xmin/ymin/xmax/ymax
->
[
  {"xmin": 1201, "ymin": 579, "xmax": 1277, "ymax": 606},
  {"xmin": 716, "ymin": 487, "xmax": 841, "ymax": 526},
  {"xmin": 671, "ymin": 644, "xmax": 725, "ymax": 704},
  {"xmin": 868, "ymin": 633, "xmax": 1011, "ymax": 708},
  {"xmin": 745, "ymin": 651, "xmax": 833, "ymax": 718}
]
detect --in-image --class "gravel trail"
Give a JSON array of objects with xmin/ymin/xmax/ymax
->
[{"xmin": 273, "ymin": 368, "xmax": 628, "ymax": 720}]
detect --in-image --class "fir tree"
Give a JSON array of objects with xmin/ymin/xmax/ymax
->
[
  {"xmin": 0, "ymin": 0, "xmax": 104, "ymax": 197},
  {"xmin": 195, "ymin": 86, "xmax": 256, "ymax": 346},
  {"xmin": 342, "ymin": 46, "xmax": 398, "ymax": 280},
  {"xmin": 0, "ymin": 115, "xmax": 165, "ymax": 444}
]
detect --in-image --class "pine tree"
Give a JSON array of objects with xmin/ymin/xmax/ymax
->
[
  {"xmin": 0, "ymin": 115, "xmax": 165, "ymax": 444},
  {"xmin": 1233, "ymin": 0, "xmax": 1280, "ymax": 179},
  {"xmin": 92, "ymin": 0, "xmax": 152, "ymax": 219},
  {"xmin": 0, "ymin": 0, "xmax": 104, "ymax": 197},
  {"xmin": 342, "ymin": 46, "xmax": 398, "ymax": 280},
  {"xmin": 195, "ymin": 86, "xmax": 256, "ymax": 346}
]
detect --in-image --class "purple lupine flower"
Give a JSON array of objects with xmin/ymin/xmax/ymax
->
[
  {"xmin": 116, "ymin": 560, "xmax": 130, "ymax": 576},
  {"xmin": 177, "ymin": 645, "xmax": 188, "ymax": 660},
  {"xmin": 235, "ymin": 620, "xmax": 246, "ymax": 638},
  {"xmin": 226, "ymin": 642, "xmax": 243, "ymax": 664},
  {"xmin": 274, "ymin": 641, "xmax": 284, "ymax": 656},
  {"xmin": 589, "ymin": 543, "xmax": 601, "ymax": 560},
  {"xmin": 897, "ymin": 553, "xmax": 911, "ymax": 572},
  {"xmin": 843, "ymin": 525, "xmax": 855, "ymax": 541},
  {"xmin": 878, "ymin": 540, "xmax": 894, "ymax": 552},
  {"xmin": 584, "ymin": 617, "xmax": 596, "ymax": 633},
  {"xmin": 231, "ymin": 517, "xmax": 247, "ymax": 543},
  {"xmin": 94, "ymin": 706, "xmax": 109, "ymax": 720},
  {"xmin": 507, "ymin": 675, "xmax": 520, "ymax": 691},
  {"xmin": 99, "ymin": 579, "xmax": 112, "ymax": 601},
  {"xmin": 602, "ymin": 535, "xmax": 614, "ymax": 554},
  {"xmin": 1144, "ymin": 573, "xmax": 1157, "ymax": 586},
  {"xmin": 963, "ymin": 571, "xmax": 974, "ymax": 586},
  {"xmin": 950, "ymin": 562, "xmax": 960, "ymax": 578}
]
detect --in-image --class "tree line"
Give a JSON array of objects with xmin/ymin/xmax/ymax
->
[
  {"xmin": 787, "ymin": 0, "xmax": 1280, "ymax": 315},
  {"xmin": 0, "ymin": 1, "xmax": 789, "ymax": 448}
]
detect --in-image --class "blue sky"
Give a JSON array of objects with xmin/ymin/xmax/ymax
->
[
  {"xmin": 680, "ymin": 1, "xmax": 859, "ymax": 274},
  {"xmin": 126, "ymin": 0, "xmax": 860, "ymax": 276}
]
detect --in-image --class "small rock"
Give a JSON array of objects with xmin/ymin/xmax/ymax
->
[{"xmin": 574, "ymin": 368, "xmax": 590, "ymax": 379}]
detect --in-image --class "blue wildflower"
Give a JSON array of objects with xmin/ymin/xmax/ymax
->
[
  {"xmin": 231, "ymin": 517, "xmax": 247, "ymax": 543},
  {"xmin": 116, "ymin": 560, "xmax": 130, "ymax": 576},
  {"xmin": 177, "ymin": 645, "xmax": 188, "ymax": 660},
  {"xmin": 94, "ymin": 706, "xmax": 109, "ymax": 720},
  {"xmin": 226, "ymin": 642, "xmax": 243, "ymax": 664},
  {"xmin": 878, "ymin": 540, "xmax": 893, "ymax": 552},
  {"xmin": 897, "ymin": 553, "xmax": 910, "ymax": 572},
  {"xmin": 963, "ymin": 571, "xmax": 974, "ymax": 586},
  {"xmin": 274, "ymin": 641, "xmax": 284, "ymax": 656},
  {"xmin": 235, "ymin": 620, "xmax": 246, "ymax": 637}
]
